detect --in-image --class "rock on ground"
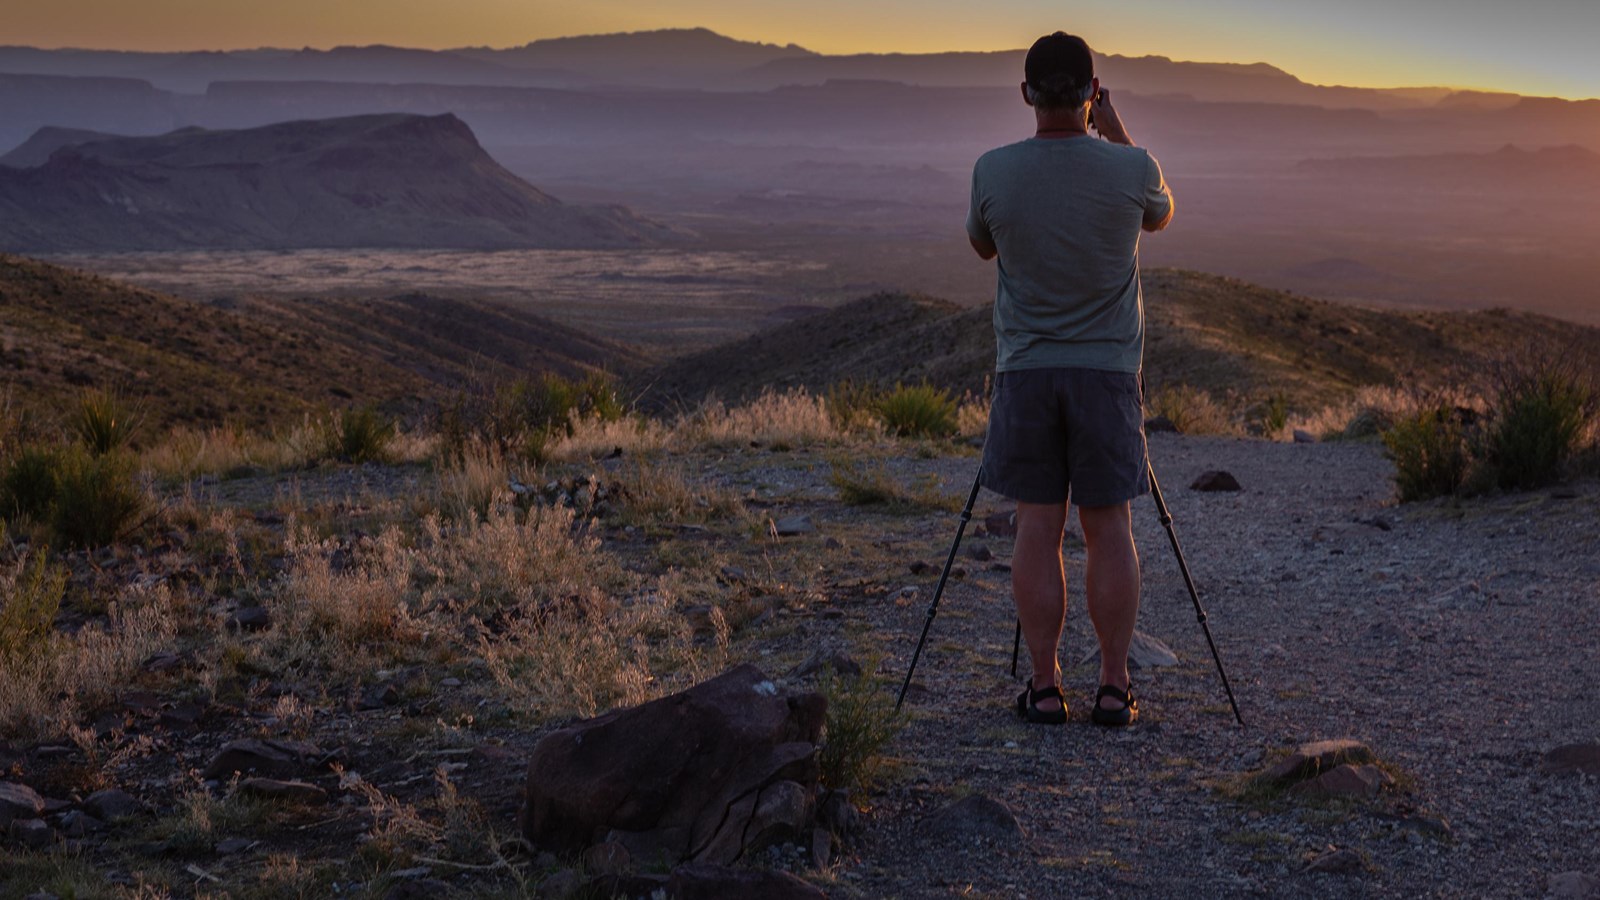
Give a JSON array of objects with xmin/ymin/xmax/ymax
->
[
  {"xmin": 0, "ymin": 783, "xmax": 46, "ymax": 828},
  {"xmin": 920, "ymin": 794, "xmax": 1027, "ymax": 843},
  {"xmin": 1080, "ymin": 630, "xmax": 1180, "ymax": 669},
  {"xmin": 521, "ymin": 664, "xmax": 825, "ymax": 865}
]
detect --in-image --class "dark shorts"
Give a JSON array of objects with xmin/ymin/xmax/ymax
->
[{"xmin": 980, "ymin": 367, "xmax": 1149, "ymax": 507}]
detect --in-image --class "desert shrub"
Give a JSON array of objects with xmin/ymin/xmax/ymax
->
[
  {"xmin": 273, "ymin": 527, "xmax": 418, "ymax": 662},
  {"xmin": 1149, "ymin": 384, "xmax": 1234, "ymax": 435},
  {"xmin": 1259, "ymin": 392, "xmax": 1290, "ymax": 437},
  {"xmin": 316, "ymin": 407, "xmax": 394, "ymax": 465},
  {"xmin": 817, "ymin": 661, "xmax": 905, "ymax": 795},
  {"xmin": 829, "ymin": 457, "xmax": 954, "ymax": 512},
  {"xmin": 0, "ymin": 582, "xmax": 175, "ymax": 738},
  {"xmin": 1, "ymin": 444, "xmax": 64, "ymax": 522},
  {"xmin": 1481, "ymin": 361, "xmax": 1595, "ymax": 490},
  {"xmin": 875, "ymin": 383, "xmax": 957, "ymax": 438},
  {"xmin": 0, "ymin": 544, "xmax": 67, "ymax": 660},
  {"xmin": 435, "ymin": 442, "xmax": 515, "ymax": 523},
  {"xmin": 49, "ymin": 448, "xmax": 147, "ymax": 548},
  {"xmin": 70, "ymin": 388, "xmax": 140, "ymax": 456},
  {"xmin": 825, "ymin": 381, "xmax": 883, "ymax": 433},
  {"xmin": 1383, "ymin": 405, "xmax": 1469, "ymax": 501},
  {"xmin": 684, "ymin": 388, "xmax": 842, "ymax": 449},
  {"xmin": 440, "ymin": 373, "xmax": 622, "ymax": 465}
]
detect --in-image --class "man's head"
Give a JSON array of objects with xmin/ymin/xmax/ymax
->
[{"xmin": 1023, "ymin": 32, "xmax": 1095, "ymax": 112}]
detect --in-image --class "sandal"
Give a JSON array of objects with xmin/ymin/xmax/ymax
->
[
  {"xmin": 1016, "ymin": 681, "xmax": 1068, "ymax": 725},
  {"xmin": 1089, "ymin": 684, "xmax": 1138, "ymax": 727}
]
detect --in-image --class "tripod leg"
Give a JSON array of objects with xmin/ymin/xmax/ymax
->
[
  {"xmin": 1147, "ymin": 463, "xmax": 1245, "ymax": 726},
  {"xmin": 1010, "ymin": 620, "xmax": 1021, "ymax": 679},
  {"xmin": 896, "ymin": 473, "xmax": 982, "ymax": 710}
]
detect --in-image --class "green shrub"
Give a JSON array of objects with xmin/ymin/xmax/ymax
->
[
  {"xmin": 1, "ymin": 445, "xmax": 64, "ymax": 522},
  {"xmin": 817, "ymin": 661, "xmax": 905, "ymax": 795},
  {"xmin": 0, "ymin": 547, "xmax": 67, "ymax": 660},
  {"xmin": 1482, "ymin": 366, "xmax": 1594, "ymax": 491},
  {"xmin": 1149, "ymin": 384, "xmax": 1234, "ymax": 436},
  {"xmin": 70, "ymin": 388, "xmax": 140, "ymax": 456},
  {"xmin": 875, "ymin": 383, "xmax": 957, "ymax": 438},
  {"xmin": 49, "ymin": 449, "xmax": 147, "ymax": 548},
  {"xmin": 318, "ymin": 407, "xmax": 394, "ymax": 465},
  {"xmin": 1259, "ymin": 392, "xmax": 1290, "ymax": 436},
  {"xmin": 1383, "ymin": 405, "xmax": 1468, "ymax": 501},
  {"xmin": 825, "ymin": 380, "xmax": 881, "ymax": 432},
  {"xmin": 442, "ymin": 373, "xmax": 624, "ymax": 465}
]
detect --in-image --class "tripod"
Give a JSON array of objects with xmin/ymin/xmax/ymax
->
[{"xmin": 894, "ymin": 463, "xmax": 1244, "ymax": 726}]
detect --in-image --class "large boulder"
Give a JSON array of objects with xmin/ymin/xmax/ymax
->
[{"xmin": 521, "ymin": 664, "xmax": 826, "ymax": 866}]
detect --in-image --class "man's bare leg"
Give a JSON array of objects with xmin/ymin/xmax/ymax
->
[
  {"xmin": 1079, "ymin": 502, "xmax": 1140, "ymax": 710},
  {"xmin": 1013, "ymin": 501, "xmax": 1069, "ymax": 712}
]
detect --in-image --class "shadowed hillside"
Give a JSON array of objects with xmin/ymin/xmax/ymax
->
[
  {"xmin": 0, "ymin": 113, "xmax": 674, "ymax": 252},
  {"xmin": 0, "ymin": 255, "xmax": 644, "ymax": 429},
  {"xmin": 638, "ymin": 269, "xmax": 1600, "ymax": 410}
]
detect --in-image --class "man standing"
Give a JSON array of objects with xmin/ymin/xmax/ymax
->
[{"xmin": 966, "ymin": 31, "xmax": 1174, "ymax": 726}]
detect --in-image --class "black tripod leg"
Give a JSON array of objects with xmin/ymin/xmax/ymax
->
[
  {"xmin": 1010, "ymin": 621, "xmax": 1021, "ymax": 680},
  {"xmin": 896, "ymin": 473, "xmax": 982, "ymax": 710},
  {"xmin": 1147, "ymin": 462, "xmax": 1245, "ymax": 726}
]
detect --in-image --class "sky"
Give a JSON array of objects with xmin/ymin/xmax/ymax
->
[{"xmin": 7, "ymin": 0, "xmax": 1598, "ymax": 100}]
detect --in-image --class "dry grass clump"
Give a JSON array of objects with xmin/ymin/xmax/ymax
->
[
  {"xmin": 1148, "ymin": 384, "xmax": 1236, "ymax": 436},
  {"xmin": 434, "ymin": 441, "xmax": 518, "ymax": 522},
  {"xmin": 956, "ymin": 390, "xmax": 991, "ymax": 440},
  {"xmin": 607, "ymin": 460, "xmax": 750, "ymax": 527},
  {"xmin": 416, "ymin": 502, "xmax": 618, "ymax": 617},
  {"xmin": 548, "ymin": 414, "xmax": 671, "ymax": 462},
  {"xmin": 144, "ymin": 426, "xmax": 300, "ymax": 481},
  {"xmin": 273, "ymin": 526, "xmax": 419, "ymax": 662},
  {"xmin": 0, "ymin": 571, "xmax": 176, "ymax": 738},
  {"xmin": 682, "ymin": 388, "xmax": 844, "ymax": 450},
  {"xmin": 480, "ymin": 583, "xmax": 726, "ymax": 720},
  {"xmin": 829, "ymin": 457, "xmax": 955, "ymax": 512}
]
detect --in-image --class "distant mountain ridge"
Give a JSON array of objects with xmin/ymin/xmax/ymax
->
[
  {"xmin": 0, "ymin": 112, "xmax": 674, "ymax": 252},
  {"xmin": 0, "ymin": 254, "xmax": 645, "ymax": 429},
  {"xmin": 637, "ymin": 269, "xmax": 1600, "ymax": 411}
]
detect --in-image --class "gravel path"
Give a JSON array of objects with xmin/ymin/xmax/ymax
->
[{"xmin": 726, "ymin": 435, "xmax": 1600, "ymax": 898}]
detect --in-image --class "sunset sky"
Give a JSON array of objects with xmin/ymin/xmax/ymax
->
[{"xmin": 9, "ymin": 0, "xmax": 1598, "ymax": 100}]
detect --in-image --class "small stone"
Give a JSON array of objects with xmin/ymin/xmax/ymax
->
[
  {"xmin": 56, "ymin": 810, "xmax": 105, "ymax": 837},
  {"xmin": 438, "ymin": 678, "xmax": 462, "ymax": 688},
  {"xmin": 215, "ymin": 837, "xmax": 256, "ymax": 855},
  {"xmin": 359, "ymin": 682, "xmax": 401, "ymax": 710},
  {"xmin": 536, "ymin": 869, "xmax": 582, "ymax": 900},
  {"xmin": 1144, "ymin": 415, "xmax": 1179, "ymax": 434},
  {"xmin": 790, "ymin": 649, "xmax": 862, "ymax": 680},
  {"xmin": 823, "ymin": 537, "xmax": 843, "ymax": 550},
  {"xmin": 227, "ymin": 606, "xmax": 272, "ymax": 632},
  {"xmin": 141, "ymin": 652, "xmax": 187, "ymax": 672},
  {"xmin": 0, "ymin": 783, "xmax": 47, "ymax": 828},
  {"xmin": 389, "ymin": 867, "xmax": 433, "ymax": 880},
  {"xmin": 82, "ymin": 789, "xmax": 144, "ymax": 821},
  {"xmin": 1292, "ymin": 429, "xmax": 1318, "ymax": 443},
  {"xmin": 965, "ymin": 543, "xmax": 993, "ymax": 562},
  {"xmin": 1289, "ymin": 764, "xmax": 1392, "ymax": 799},
  {"xmin": 581, "ymin": 841, "xmax": 630, "ymax": 876},
  {"xmin": 773, "ymin": 516, "xmax": 815, "ymax": 536},
  {"xmin": 909, "ymin": 561, "xmax": 934, "ymax": 575},
  {"xmin": 983, "ymin": 510, "xmax": 1017, "ymax": 538},
  {"xmin": 718, "ymin": 566, "xmax": 747, "ymax": 584},
  {"xmin": 1080, "ymin": 630, "xmax": 1180, "ymax": 669},
  {"xmin": 810, "ymin": 826, "xmax": 833, "ymax": 867},
  {"xmin": 201, "ymin": 739, "xmax": 325, "ymax": 781},
  {"xmin": 921, "ymin": 793, "xmax": 1026, "ymax": 842},
  {"xmin": 1259, "ymin": 739, "xmax": 1375, "ymax": 785},
  {"xmin": 159, "ymin": 703, "xmax": 205, "ymax": 732},
  {"xmin": 237, "ymin": 778, "xmax": 329, "ymax": 805},
  {"xmin": 1547, "ymin": 871, "xmax": 1600, "ymax": 899},
  {"xmin": 8, "ymin": 817, "xmax": 53, "ymax": 850},
  {"xmin": 1190, "ymin": 470, "xmax": 1242, "ymax": 492},
  {"xmin": 1304, "ymin": 847, "xmax": 1363, "ymax": 873},
  {"xmin": 1542, "ymin": 743, "xmax": 1600, "ymax": 776}
]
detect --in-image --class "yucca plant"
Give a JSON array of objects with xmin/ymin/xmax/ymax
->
[{"xmin": 875, "ymin": 383, "xmax": 957, "ymax": 438}]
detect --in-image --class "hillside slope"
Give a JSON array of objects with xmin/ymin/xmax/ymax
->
[
  {"xmin": 0, "ymin": 113, "xmax": 674, "ymax": 252},
  {"xmin": 638, "ymin": 269, "xmax": 1600, "ymax": 411},
  {"xmin": 0, "ymin": 255, "xmax": 644, "ymax": 430}
]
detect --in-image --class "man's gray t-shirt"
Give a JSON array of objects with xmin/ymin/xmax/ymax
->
[{"xmin": 966, "ymin": 137, "xmax": 1171, "ymax": 374}]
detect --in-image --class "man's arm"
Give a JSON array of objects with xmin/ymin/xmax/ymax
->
[
  {"xmin": 970, "ymin": 234, "xmax": 997, "ymax": 260},
  {"xmin": 1143, "ymin": 194, "xmax": 1174, "ymax": 233}
]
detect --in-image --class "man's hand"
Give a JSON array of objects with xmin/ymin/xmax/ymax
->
[{"xmin": 1090, "ymin": 89, "xmax": 1135, "ymax": 147}]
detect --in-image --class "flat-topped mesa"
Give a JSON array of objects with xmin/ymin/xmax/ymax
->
[{"xmin": 0, "ymin": 113, "xmax": 675, "ymax": 252}]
